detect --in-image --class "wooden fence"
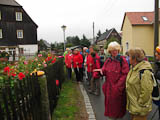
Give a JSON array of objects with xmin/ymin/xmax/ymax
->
[{"xmin": 0, "ymin": 58, "xmax": 65, "ymax": 120}]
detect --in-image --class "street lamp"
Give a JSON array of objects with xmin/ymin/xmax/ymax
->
[{"xmin": 61, "ymin": 25, "xmax": 67, "ymax": 51}]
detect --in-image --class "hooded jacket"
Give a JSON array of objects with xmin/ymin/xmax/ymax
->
[
  {"xmin": 126, "ymin": 61, "xmax": 154, "ymax": 116},
  {"xmin": 102, "ymin": 56, "xmax": 129, "ymax": 118}
]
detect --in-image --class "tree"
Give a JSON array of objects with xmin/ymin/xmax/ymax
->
[
  {"xmin": 38, "ymin": 39, "xmax": 47, "ymax": 51},
  {"xmin": 66, "ymin": 43, "xmax": 73, "ymax": 48},
  {"xmin": 96, "ymin": 30, "xmax": 102, "ymax": 40},
  {"xmin": 104, "ymin": 37, "xmax": 120, "ymax": 49},
  {"xmin": 73, "ymin": 36, "xmax": 80, "ymax": 46},
  {"xmin": 80, "ymin": 34, "xmax": 91, "ymax": 47},
  {"xmin": 51, "ymin": 43, "xmax": 55, "ymax": 50}
]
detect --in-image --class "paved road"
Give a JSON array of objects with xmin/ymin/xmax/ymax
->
[{"xmin": 83, "ymin": 77, "xmax": 159, "ymax": 120}]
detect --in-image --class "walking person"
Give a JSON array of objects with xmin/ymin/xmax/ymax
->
[
  {"xmin": 126, "ymin": 48, "xmax": 154, "ymax": 120},
  {"xmin": 94, "ymin": 42, "xmax": 129, "ymax": 119},
  {"xmin": 65, "ymin": 49, "xmax": 73, "ymax": 80},
  {"xmin": 72, "ymin": 48, "xmax": 83, "ymax": 83},
  {"xmin": 154, "ymin": 46, "xmax": 160, "ymax": 118},
  {"xmin": 89, "ymin": 51, "xmax": 101, "ymax": 96}
]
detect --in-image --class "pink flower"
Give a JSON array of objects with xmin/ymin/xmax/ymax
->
[
  {"xmin": 35, "ymin": 58, "xmax": 38, "ymax": 61},
  {"xmin": 58, "ymin": 56, "xmax": 64, "ymax": 58},
  {"xmin": 43, "ymin": 63, "xmax": 47, "ymax": 67},
  {"xmin": 24, "ymin": 61, "xmax": 28, "ymax": 65},
  {"xmin": 38, "ymin": 54, "xmax": 42, "ymax": 57}
]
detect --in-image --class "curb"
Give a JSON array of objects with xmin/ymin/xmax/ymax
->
[{"xmin": 79, "ymin": 83, "xmax": 96, "ymax": 120}]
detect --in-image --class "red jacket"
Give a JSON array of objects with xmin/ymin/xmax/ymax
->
[
  {"xmin": 72, "ymin": 53, "xmax": 83, "ymax": 68},
  {"xmin": 102, "ymin": 56, "xmax": 129, "ymax": 118},
  {"xmin": 86, "ymin": 54, "xmax": 94, "ymax": 72},
  {"xmin": 65, "ymin": 53, "xmax": 73, "ymax": 68},
  {"xmin": 92, "ymin": 54, "xmax": 101, "ymax": 79}
]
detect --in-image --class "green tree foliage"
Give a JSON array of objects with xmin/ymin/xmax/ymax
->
[
  {"xmin": 51, "ymin": 43, "xmax": 55, "ymax": 50},
  {"xmin": 66, "ymin": 43, "xmax": 73, "ymax": 48},
  {"xmin": 80, "ymin": 34, "xmax": 91, "ymax": 47},
  {"xmin": 96, "ymin": 30, "xmax": 102, "ymax": 40},
  {"xmin": 38, "ymin": 39, "xmax": 47, "ymax": 51},
  {"xmin": 66, "ymin": 36, "xmax": 80, "ymax": 46},
  {"xmin": 104, "ymin": 37, "xmax": 120, "ymax": 49}
]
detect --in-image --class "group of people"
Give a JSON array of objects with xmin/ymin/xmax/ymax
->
[{"xmin": 64, "ymin": 41, "xmax": 160, "ymax": 120}]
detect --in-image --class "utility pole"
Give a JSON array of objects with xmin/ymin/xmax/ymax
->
[
  {"xmin": 154, "ymin": 0, "xmax": 159, "ymax": 55},
  {"xmin": 93, "ymin": 22, "xmax": 95, "ymax": 45}
]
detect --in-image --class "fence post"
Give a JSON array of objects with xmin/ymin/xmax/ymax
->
[{"xmin": 38, "ymin": 75, "xmax": 51, "ymax": 120}]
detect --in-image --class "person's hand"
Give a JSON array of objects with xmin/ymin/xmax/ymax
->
[
  {"xmin": 84, "ymin": 63, "xmax": 87, "ymax": 66},
  {"xmin": 76, "ymin": 62, "xmax": 78, "ymax": 65},
  {"xmin": 90, "ymin": 64, "xmax": 92, "ymax": 66},
  {"xmin": 100, "ymin": 69, "xmax": 103, "ymax": 75}
]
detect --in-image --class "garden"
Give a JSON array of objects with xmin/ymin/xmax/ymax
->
[
  {"xmin": 0, "ymin": 51, "xmax": 88, "ymax": 120},
  {"xmin": 0, "ymin": 51, "xmax": 65, "ymax": 120}
]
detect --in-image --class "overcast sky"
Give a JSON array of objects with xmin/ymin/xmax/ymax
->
[{"xmin": 16, "ymin": 0, "xmax": 156, "ymax": 43}]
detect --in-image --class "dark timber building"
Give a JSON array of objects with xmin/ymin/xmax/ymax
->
[{"xmin": 0, "ymin": 0, "xmax": 38, "ymax": 57}]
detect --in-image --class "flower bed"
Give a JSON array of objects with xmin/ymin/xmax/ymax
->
[{"xmin": 0, "ymin": 52, "xmax": 65, "ymax": 119}]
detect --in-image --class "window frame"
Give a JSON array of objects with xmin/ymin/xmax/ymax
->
[
  {"xmin": 142, "ymin": 16, "xmax": 148, "ymax": 21},
  {"xmin": 17, "ymin": 30, "xmax": 23, "ymax": 39},
  {"xmin": 16, "ymin": 12, "xmax": 22, "ymax": 21},
  {"xmin": 0, "ymin": 29, "xmax": 2, "ymax": 39},
  {"xmin": 0, "ymin": 11, "xmax": 1, "ymax": 20}
]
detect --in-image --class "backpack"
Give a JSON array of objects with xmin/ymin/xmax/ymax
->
[
  {"xmin": 105, "ymin": 55, "xmax": 123, "ymax": 67},
  {"xmin": 139, "ymin": 69, "xmax": 160, "ymax": 105}
]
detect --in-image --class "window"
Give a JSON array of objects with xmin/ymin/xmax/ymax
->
[
  {"xmin": 126, "ymin": 42, "xmax": 129, "ymax": 51},
  {"xmin": 16, "ymin": 12, "xmax": 22, "ymax": 21},
  {"xmin": 17, "ymin": 30, "xmax": 23, "ymax": 39},
  {"xmin": 142, "ymin": 16, "xmax": 148, "ymax": 21},
  {"xmin": 0, "ymin": 29, "xmax": 2, "ymax": 38},
  {"xmin": 0, "ymin": 11, "xmax": 1, "ymax": 20}
]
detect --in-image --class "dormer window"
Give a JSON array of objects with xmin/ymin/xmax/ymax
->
[
  {"xmin": 16, "ymin": 12, "xmax": 22, "ymax": 21},
  {"xmin": 17, "ymin": 30, "xmax": 23, "ymax": 39},
  {"xmin": 0, "ymin": 29, "xmax": 2, "ymax": 38},
  {"xmin": 142, "ymin": 16, "xmax": 148, "ymax": 21}
]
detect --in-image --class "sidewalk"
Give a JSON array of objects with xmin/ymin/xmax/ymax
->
[{"xmin": 81, "ymin": 77, "xmax": 159, "ymax": 120}]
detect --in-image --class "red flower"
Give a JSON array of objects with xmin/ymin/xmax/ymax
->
[
  {"xmin": 18, "ymin": 72, "xmax": 25, "ymax": 80},
  {"xmin": 11, "ymin": 73, "xmax": 16, "ymax": 77},
  {"xmin": 51, "ymin": 57, "xmax": 56, "ymax": 63},
  {"xmin": 4, "ymin": 66, "xmax": 10, "ymax": 73},
  {"xmin": 56, "ymin": 80, "xmax": 59, "ymax": 86}
]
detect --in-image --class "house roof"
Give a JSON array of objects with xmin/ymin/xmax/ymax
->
[
  {"xmin": 121, "ymin": 10, "xmax": 160, "ymax": 30},
  {"xmin": 0, "ymin": 0, "xmax": 21, "ymax": 6},
  {"xmin": 42, "ymin": 40, "xmax": 51, "ymax": 48},
  {"xmin": 97, "ymin": 28, "xmax": 114, "ymax": 41},
  {"xmin": 126, "ymin": 12, "xmax": 154, "ymax": 25}
]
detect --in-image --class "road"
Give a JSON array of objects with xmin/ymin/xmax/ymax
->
[{"xmin": 83, "ymin": 77, "xmax": 159, "ymax": 120}]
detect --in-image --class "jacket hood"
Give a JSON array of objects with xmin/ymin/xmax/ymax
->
[{"xmin": 133, "ymin": 60, "xmax": 152, "ymax": 71}]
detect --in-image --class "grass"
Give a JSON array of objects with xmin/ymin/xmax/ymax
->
[{"xmin": 52, "ymin": 80, "xmax": 80, "ymax": 120}]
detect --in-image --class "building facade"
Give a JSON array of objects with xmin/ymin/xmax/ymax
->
[
  {"xmin": 96, "ymin": 28, "xmax": 121, "ymax": 48},
  {"xmin": 0, "ymin": 0, "xmax": 38, "ymax": 59},
  {"xmin": 121, "ymin": 11, "xmax": 160, "ymax": 56}
]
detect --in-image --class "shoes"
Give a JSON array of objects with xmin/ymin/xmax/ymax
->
[
  {"xmin": 88, "ymin": 89, "xmax": 94, "ymax": 94},
  {"xmin": 94, "ymin": 92, "xmax": 100, "ymax": 96}
]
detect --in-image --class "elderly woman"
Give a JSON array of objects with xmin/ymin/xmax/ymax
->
[
  {"xmin": 94, "ymin": 42, "xmax": 129, "ymax": 119},
  {"xmin": 126, "ymin": 48, "xmax": 153, "ymax": 120}
]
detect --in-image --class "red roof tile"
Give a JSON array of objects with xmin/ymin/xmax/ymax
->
[{"xmin": 126, "ymin": 12, "xmax": 154, "ymax": 25}]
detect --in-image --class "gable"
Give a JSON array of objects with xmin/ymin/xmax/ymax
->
[{"xmin": 0, "ymin": 0, "xmax": 21, "ymax": 7}]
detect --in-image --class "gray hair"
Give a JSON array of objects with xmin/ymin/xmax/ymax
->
[{"xmin": 128, "ymin": 48, "xmax": 145, "ymax": 62}]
